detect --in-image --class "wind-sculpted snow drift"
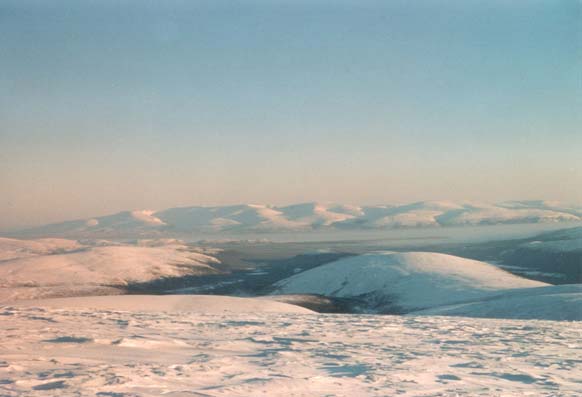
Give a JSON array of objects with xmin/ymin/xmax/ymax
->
[
  {"xmin": 17, "ymin": 200, "xmax": 582, "ymax": 237},
  {"xmin": 0, "ymin": 300, "xmax": 580, "ymax": 396}
]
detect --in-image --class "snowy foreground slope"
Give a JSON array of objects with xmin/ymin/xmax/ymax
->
[
  {"xmin": 1, "ymin": 296, "xmax": 580, "ymax": 397},
  {"xmin": 0, "ymin": 239, "xmax": 221, "ymax": 303},
  {"xmin": 17, "ymin": 200, "xmax": 582, "ymax": 237},
  {"xmin": 275, "ymin": 252, "xmax": 548, "ymax": 313},
  {"xmin": 14, "ymin": 295, "xmax": 314, "ymax": 314}
]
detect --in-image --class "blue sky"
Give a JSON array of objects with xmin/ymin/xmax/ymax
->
[{"xmin": 1, "ymin": 0, "xmax": 581, "ymax": 229}]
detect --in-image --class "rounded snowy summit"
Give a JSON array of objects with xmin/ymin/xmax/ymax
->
[{"xmin": 275, "ymin": 252, "xmax": 547, "ymax": 313}]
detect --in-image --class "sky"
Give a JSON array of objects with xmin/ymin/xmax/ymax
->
[{"xmin": 1, "ymin": 0, "xmax": 581, "ymax": 230}]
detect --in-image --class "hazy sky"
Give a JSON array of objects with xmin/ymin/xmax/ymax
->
[{"xmin": 1, "ymin": 0, "xmax": 581, "ymax": 230}]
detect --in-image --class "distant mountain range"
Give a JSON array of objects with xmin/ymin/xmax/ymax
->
[{"xmin": 15, "ymin": 200, "xmax": 582, "ymax": 237}]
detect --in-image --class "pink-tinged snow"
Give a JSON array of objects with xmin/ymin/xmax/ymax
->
[
  {"xmin": 154, "ymin": 200, "xmax": 581, "ymax": 230},
  {"xmin": 127, "ymin": 210, "xmax": 166, "ymax": 226},
  {"xmin": 0, "ymin": 299, "xmax": 580, "ymax": 396},
  {"xmin": 157, "ymin": 204, "xmax": 304, "ymax": 232},
  {"xmin": 278, "ymin": 202, "xmax": 360, "ymax": 226},
  {"xmin": 0, "ymin": 244, "xmax": 221, "ymax": 303},
  {"xmin": 22, "ymin": 200, "xmax": 582, "ymax": 237},
  {"xmin": 372, "ymin": 210, "xmax": 442, "ymax": 227},
  {"xmin": 13, "ymin": 295, "xmax": 314, "ymax": 314},
  {"xmin": 275, "ymin": 252, "xmax": 547, "ymax": 312},
  {"xmin": 0, "ymin": 238, "xmax": 82, "ymax": 262},
  {"xmin": 444, "ymin": 205, "xmax": 579, "ymax": 226}
]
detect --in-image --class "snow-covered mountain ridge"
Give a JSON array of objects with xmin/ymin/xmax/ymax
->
[
  {"xmin": 16, "ymin": 200, "xmax": 582, "ymax": 237},
  {"xmin": 0, "ymin": 238, "xmax": 222, "ymax": 303}
]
